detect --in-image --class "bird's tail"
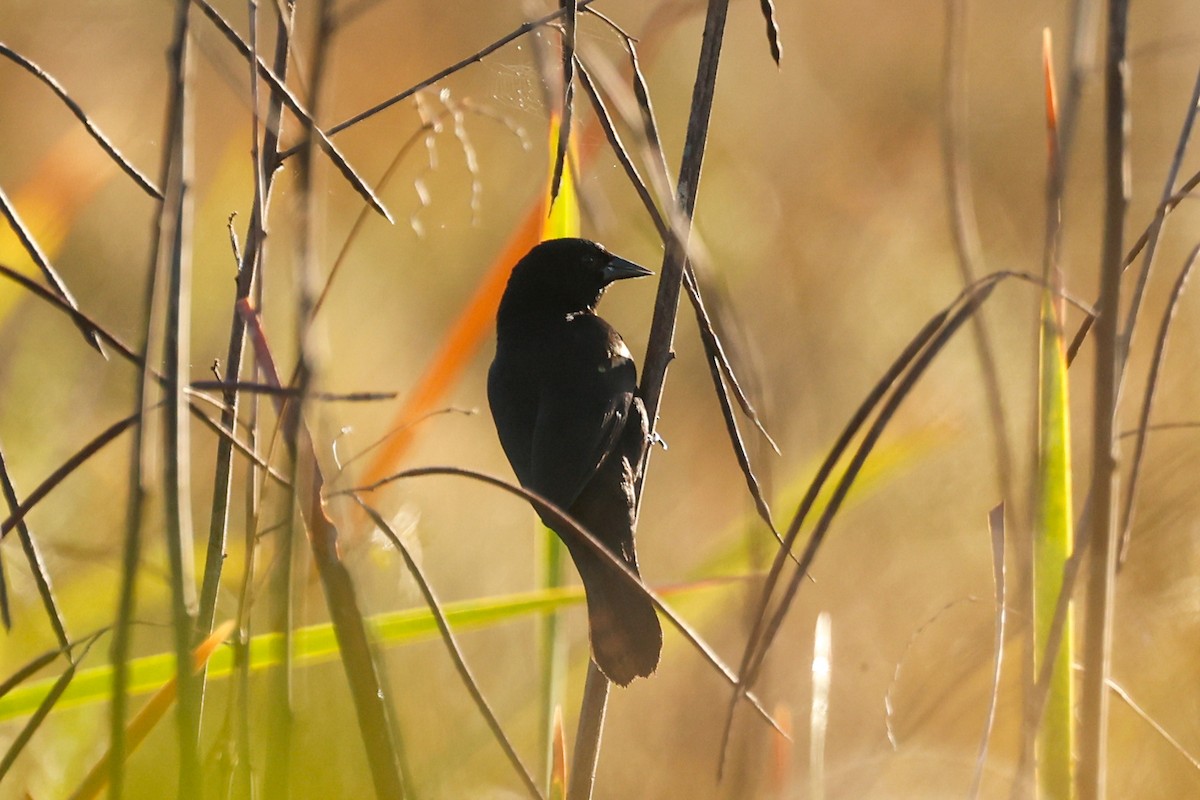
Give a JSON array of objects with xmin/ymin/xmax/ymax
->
[{"xmin": 575, "ymin": 555, "xmax": 663, "ymax": 686}]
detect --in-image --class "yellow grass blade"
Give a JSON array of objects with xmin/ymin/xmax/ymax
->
[{"xmin": 1034, "ymin": 289, "xmax": 1075, "ymax": 800}]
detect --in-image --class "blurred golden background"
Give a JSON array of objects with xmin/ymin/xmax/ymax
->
[{"xmin": 2, "ymin": 0, "xmax": 1200, "ymax": 797}]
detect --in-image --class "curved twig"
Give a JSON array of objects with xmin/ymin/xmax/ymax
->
[
  {"xmin": 1117, "ymin": 242, "xmax": 1200, "ymax": 564},
  {"xmin": 354, "ymin": 498, "xmax": 545, "ymax": 800},
  {"xmin": 723, "ymin": 274, "xmax": 1005, "ymax": 767},
  {"xmin": 335, "ymin": 466, "xmax": 786, "ymax": 736}
]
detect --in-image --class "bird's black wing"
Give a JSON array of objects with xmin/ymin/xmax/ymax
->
[
  {"xmin": 528, "ymin": 314, "xmax": 637, "ymax": 511},
  {"xmin": 488, "ymin": 346, "xmax": 539, "ymax": 491}
]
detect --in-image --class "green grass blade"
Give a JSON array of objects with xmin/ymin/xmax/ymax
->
[
  {"xmin": 536, "ymin": 525, "xmax": 568, "ymax": 785},
  {"xmin": 0, "ymin": 586, "xmax": 581, "ymax": 722},
  {"xmin": 0, "ymin": 576, "xmax": 731, "ymax": 724},
  {"xmin": 1034, "ymin": 291, "xmax": 1075, "ymax": 799}
]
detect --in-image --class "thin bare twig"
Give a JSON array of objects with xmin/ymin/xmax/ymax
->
[
  {"xmin": 1118, "ymin": 243, "xmax": 1200, "ymax": 563},
  {"xmin": 278, "ymin": 0, "xmax": 603, "ymax": 157},
  {"xmin": 196, "ymin": 0, "xmax": 297, "ymax": 648},
  {"xmin": 330, "ymin": 407, "xmax": 476, "ymax": 481},
  {"xmin": 0, "ymin": 634, "xmax": 101, "ymax": 782},
  {"xmin": 1113, "ymin": 64, "xmax": 1200, "ymax": 564},
  {"xmin": 0, "ymin": 524, "xmax": 7, "ymax": 630},
  {"xmin": 0, "ymin": 646, "xmax": 70, "ymax": 698},
  {"xmin": 0, "ymin": 412, "xmax": 143, "ymax": 545},
  {"xmin": 1118, "ymin": 420, "xmax": 1200, "ymax": 438},
  {"xmin": 575, "ymin": 54, "xmax": 783, "ymax": 535},
  {"xmin": 228, "ymin": 164, "xmax": 259, "ymax": 797},
  {"xmin": 0, "ymin": 407, "xmax": 284, "ymax": 556},
  {"xmin": 725, "ymin": 274, "xmax": 1004, "ymax": 769},
  {"xmin": 1069, "ymin": 175, "xmax": 1200, "ymax": 363},
  {"xmin": 337, "ymin": 466, "xmax": 785, "ymax": 736},
  {"xmin": 1117, "ymin": 64, "xmax": 1200, "ymax": 378},
  {"xmin": 0, "ymin": 440, "xmax": 69, "ymax": 651},
  {"xmin": 0, "ymin": 269, "xmax": 286, "ymax": 480},
  {"xmin": 0, "ymin": 43, "xmax": 162, "ymax": 199},
  {"xmin": 189, "ymin": 381, "xmax": 396, "ymax": 402},
  {"xmin": 225, "ymin": 15, "xmax": 265, "ymax": 776},
  {"xmin": 637, "ymin": 0, "xmax": 732, "ymax": 433},
  {"xmin": 1067, "ymin": 63, "xmax": 1200, "ymax": 368},
  {"xmin": 1108, "ymin": 679, "xmax": 1200, "ymax": 772},
  {"xmin": 189, "ymin": 0, "xmax": 393, "ymax": 222},
  {"xmin": 310, "ymin": 98, "xmax": 526, "ymax": 322},
  {"xmin": 0, "ymin": 185, "xmax": 104, "ymax": 353},
  {"xmin": 884, "ymin": 597, "xmax": 983, "ymax": 749},
  {"xmin": 0, "ymin": 262, "xmax": 136, "ymax": 358}
]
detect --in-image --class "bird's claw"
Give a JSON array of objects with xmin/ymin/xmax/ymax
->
[{"xmin": 649, "ymin": 431, "xmax": 668, "ymax": 451}]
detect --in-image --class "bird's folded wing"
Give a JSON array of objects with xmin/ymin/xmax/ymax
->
[{"xmin": 529, "ymin": 318, "xmax": 637, "ymax": 512}]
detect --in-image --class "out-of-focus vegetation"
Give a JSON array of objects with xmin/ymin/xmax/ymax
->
[{"xmin": 2, "ymin": 1, "xmax": 1200, "ymax": 798}]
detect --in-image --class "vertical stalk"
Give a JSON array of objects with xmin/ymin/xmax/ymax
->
[
  {"xmin": 195, "ymin": 0, "xmax": 297, "ymax": 639},
  {"xmin": 566, "ymin": 662, "xmax": 610, "ymax": 800},
  {"xmin": 262, "ymin": 462, "xmax": 296, "ymax": 798},
  {"xmin": 160, "ymin": 8, "xmax": 200, "ymax": 790},
  {"xmin": 111, "ymin": 1, "xmax": 194, "ymax": 796},
  {"xmin": 563, "ymin": 1, "xmax": 732, "ymax": 797},
  {"xmin": 637, "ymin": 0, "xmax": 731, "ymax": 432},
  {"xmin": 1078, "ymin": 2, "xmax": 1129, "ymax": 798}
]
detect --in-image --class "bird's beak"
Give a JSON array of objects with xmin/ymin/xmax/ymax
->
[{"xmin": 601, "ymin": 256, "xmax": 654, "ymax": 284}]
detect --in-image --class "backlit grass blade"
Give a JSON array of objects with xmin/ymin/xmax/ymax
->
[
  {"xmin": 0, "ymin": 579, "xmax": 730, "ymax": 723},
  {"xmin": 1034, "ymin": 290, "xmax": 1074, "ymax": 800},
  {"xmin": 538, "ymin": 110, "xmax": 580, "ymax": 786},
  {"xmin": 543, "ymin": 112, "xmax": 580, "ymax": 240},
  {"xmin": 0, "ymin": 588, "xmax": 574, "ymax": 722},
  {"xmin": 550, "ymin": 705, "xmax": 568, "ymax": 800}
]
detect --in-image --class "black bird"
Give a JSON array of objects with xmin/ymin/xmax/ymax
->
[{"xmin": 488, "ymin": 237, "xmax": 662, "ymax": 685}]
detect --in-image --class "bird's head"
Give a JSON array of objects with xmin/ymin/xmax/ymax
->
[{"xmin": 499, "ymin": 238, "xmax": 653, "ymax": 323}]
